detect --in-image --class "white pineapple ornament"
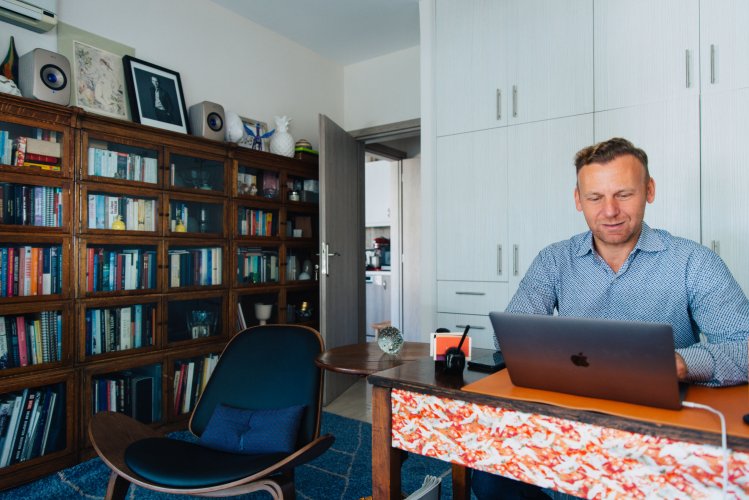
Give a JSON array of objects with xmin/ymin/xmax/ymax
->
[{"xmin": 270, "ymin": 116, "xmax": 295, "ymax": 157}]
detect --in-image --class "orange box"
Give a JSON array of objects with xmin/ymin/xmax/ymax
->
[{"xmin": 430, "ymin": 333, "xmax": 472, "ymax": 361}]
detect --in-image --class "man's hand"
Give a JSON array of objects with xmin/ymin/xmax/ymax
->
[{"xmin": 675, "ymin": 353, "xmax": 688, "ymax": 380}]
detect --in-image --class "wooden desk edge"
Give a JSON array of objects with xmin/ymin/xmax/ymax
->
[{"xmin": 368, "ymin": 368, "xmax": 749, "ymax": 451}]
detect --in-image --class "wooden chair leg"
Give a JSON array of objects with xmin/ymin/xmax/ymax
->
[{"xmin": 105, "ymin": 472, "xmax": 131, "ymax": 500}]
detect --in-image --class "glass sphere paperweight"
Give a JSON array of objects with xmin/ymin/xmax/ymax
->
[{"xmin": 377, "ymin": 326, "xmax": 404, "ymax": 355}]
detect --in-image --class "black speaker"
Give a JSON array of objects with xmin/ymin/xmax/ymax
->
[
  {"xmin": 18, "ymin": 48, "xmax": 71, "ymax": 105},
  {"xmin": 189, "ymin": 101, "xmax": 225, "ymax": 141}
]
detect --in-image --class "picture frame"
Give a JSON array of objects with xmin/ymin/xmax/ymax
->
[
  {"xmin": 57, "ymin": 23, "xmax": 134, "ymax": 120},
  {"xmin": 238, "ymin": 116, "xmax": 271, "ymax": 152},
  {"xmin": 122, "ymin": 55, "xmax": 190, "ymax": 134}
]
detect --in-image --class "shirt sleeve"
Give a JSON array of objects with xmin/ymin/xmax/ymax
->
[
  {"xmin": 495, "ymin": 250, "xmax": 558, "ymax": 350},
  {"xmin": 506, "ymin": 250, "xmax": 558, "ymax": 315},
  {"xmin": 680, "ymin": 247, "xmax": 749, "ymax": 387}
]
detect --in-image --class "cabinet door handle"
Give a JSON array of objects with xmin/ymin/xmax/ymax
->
[
  {"xmin": 685, "ymin": 49, "xmax": 691, "ymax": 88},
  {"xmin": 711, "ymin": 240, "xmax": 720, "ymax": 255},
  {"xmin": 512, "ymin": 85, "xmax": 518, "ymax": 117},
  {"xmin": 456, "ymin": 324, "xmax": 486, "ymax": 330},
  {"xmin": 455, "ymin": 291, "xmax": 485, "ymax": 296},
  {"xmin": 496, "ymin": 89, "xmax": 502, "ymax": 120},
  {"xmin": 513, "ymin": 244, "xmax": 519, "ymax": 276},
  {"xmin": 497, "ymin": 244, "xmax": 502, "ymax": 275},
  {"xmin": 710, "ymin": 44, "xmax": 716, "ymax": 84}
]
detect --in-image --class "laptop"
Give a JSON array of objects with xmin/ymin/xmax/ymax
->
[{"xmin": 489, "ymin": 312, "xmax": 685, "ymax": 410}]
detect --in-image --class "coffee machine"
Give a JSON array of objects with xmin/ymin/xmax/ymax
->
[{"xmin": 373, "ymin": 237, "xmax": 391, "ymax": 270}]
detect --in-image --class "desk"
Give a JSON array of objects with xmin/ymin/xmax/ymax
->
[
  {"xmin": 368, "ymin": 358, "xmax": 749, "ymax": 500},
  {"xmin": 315, "ymin": 341, "xmax": 430, "ymax": 376}
]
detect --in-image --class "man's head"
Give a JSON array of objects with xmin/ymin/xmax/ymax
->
[
  {"xmin": 151, "ymin": 76, "xmax": 159, "ymax": 88},
  {"xmin": 573, "ymin": 138, "xmax": 655, "ymax": 257}
]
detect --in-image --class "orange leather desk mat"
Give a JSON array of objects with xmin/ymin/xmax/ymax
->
[{"xmin": 462, "ymin": 369, "xmax": 749, "ymax": 439}]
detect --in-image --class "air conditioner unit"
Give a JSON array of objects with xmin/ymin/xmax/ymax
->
[{"xmin": 0, "ymin": 0, "xmax": 57, "ymax": 33}]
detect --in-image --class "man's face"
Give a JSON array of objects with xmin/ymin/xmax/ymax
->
[
  {"xmin": 574, "ymin": 154, "xmax": 655, "ymax": 251},
  {"xmin": 151, "ymin": 77, "xmax": 159, "ymax": 88}
]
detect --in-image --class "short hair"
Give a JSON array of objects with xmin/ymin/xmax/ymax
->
[{"xmin": 574, "ymin": 137, "xmax": 649, "ymax": 178}]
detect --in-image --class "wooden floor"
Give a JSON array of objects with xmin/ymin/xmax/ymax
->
[{"xmin": 323, "ymin": 378, "xmax": 372, "ymax": 424}]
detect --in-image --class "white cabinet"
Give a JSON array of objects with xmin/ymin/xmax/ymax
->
[
  {"xmin": 701, "ymin": 88, "xmax": 749, "ymax": 296},
  {"xmin": 435, "ymin": 0, "xmax": 507, "ymax": 136},
  {"xmin": 506, "ymin": 0, "xmax": 593, "ymax": 125},
  {"xmin": 594, "ymin": 0, "xmax": 699, "ymax": 111},
  {"xmin": 366, "ymin": 273, "xmax": 392, "ymax": 338},
  {"xmin": 435, "ymin": 0, "xmax": 593, "ymax": 136},
  {"xmin": 700, "ymin": 0, "xmax": 749, "ymax": 94},
  {"xmin": 507, "ymin": 115, "xmax": 593, "ymax": 288},
  {"xmin": 436, "ymin": 129, "xmax": 508, "ymax": 282},
  {"xmin": 594, "ymin": 95, "xmax": 701, "ymax": 242},
  {"xmin": 365, "ymin": 161, "xmax": 392, "ymax": 227}
]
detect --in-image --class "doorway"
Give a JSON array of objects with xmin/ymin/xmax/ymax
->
[{"xmin": 360, "ymin": 131, "xmax": 421, "ymax": 342}]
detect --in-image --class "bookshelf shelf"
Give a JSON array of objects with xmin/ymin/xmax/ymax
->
[{"xmin": 0, "ymin": 93, "xmax": 319, "ymax": 490}]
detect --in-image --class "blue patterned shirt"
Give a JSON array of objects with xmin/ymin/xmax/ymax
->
[{"xmin": 506, "ymin": 223, "xmax": 749, "ymax": 387}]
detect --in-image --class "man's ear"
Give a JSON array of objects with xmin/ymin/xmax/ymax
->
[
  {"xmin": 646, "ymin": 177, "xmax": 656, "ymax": 204},
  {"xmin": 574, "ymin": 185, "xmax": 583, "ymax": 212}
]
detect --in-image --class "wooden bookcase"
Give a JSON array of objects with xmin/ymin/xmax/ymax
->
[{"xmin": 0, "ymin": 93, "xmax": 319, "ymax": 490}]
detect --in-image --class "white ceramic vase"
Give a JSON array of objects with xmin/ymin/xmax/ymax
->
[{"xmin": 270, "ymin": 116, "xmax": 294, "ymax": 157}]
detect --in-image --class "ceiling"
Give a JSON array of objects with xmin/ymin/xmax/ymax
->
[{"xmin": 210, "ymin": 0, "xmax": 420, "ymax": 65}]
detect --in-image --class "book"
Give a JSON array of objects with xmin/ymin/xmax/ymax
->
[
  {"xmin": 0, "ymin": 318, "xmax": 7, "ymax": 369},
  {"xmin": 182, "ymin": 361, "xmax": 195, "ymax": 414},
  {"xmin": 39, "ymin": 391, "xmax": 57, "ymax": 456},
  {"xmin": 404, "ymin": 475, "xmax": 441, "ymax": 500},
  {"xmin": 0, "ymin": 401, "xmax": 12, "ymax": 460},
  {"xmin": 16, "ymin": 316, "xmax": 28, "ymax": 367},
  {"xmin": 14, "ymin": 137, "xmax": 26, "ymax": 166},
  {"xmin": 237, "ymin": 302, "xmax": 247, "ymax": 331},
  {"xmin": 24, "ymin": 138, "xmax": 61, "ymax": 158},
  {"xmin": 0, "ymin": 393, "xmax": 24, "ymax": 466},
  {"xmin": 25, "ymin": 152, "xmax": 60, "ymax": 165},
  {"xmin": 10, "ymin": 390, "xmax": 37, "ymax": 464},
  {"xmin": 131, "ymin": 375, "xmax": 154, "ymax": 424},
  {"xmin": 119, "ymin": 306, "xmax": 132, "ymax": 350}
]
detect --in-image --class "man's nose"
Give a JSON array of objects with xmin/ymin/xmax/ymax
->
[{"xmin": 602, "ymin": 198, "xmax": 619, "ymax": 217}]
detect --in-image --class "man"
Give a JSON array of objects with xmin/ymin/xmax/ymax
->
[
  {"xmin": 149, "ymin": 76, "xmax": 175, "ymax": 123},
  {"xmin": 473, "ymin": 137, "xmax": 749, "ymax": 499}
]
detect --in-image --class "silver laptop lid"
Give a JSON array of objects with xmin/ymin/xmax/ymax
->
[{"xmin": 489, "ymin": 312, "xmax": 682, "ymax": 410}]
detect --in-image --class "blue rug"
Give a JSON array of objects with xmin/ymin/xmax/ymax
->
[{"xmin": 0, "ymin": 412, "xmax": 455, "ymax": 499}]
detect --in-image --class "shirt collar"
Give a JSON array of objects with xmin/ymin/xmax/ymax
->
[{"xmin": 575, "ymin": 222, "xmax": 665, "ymax": 258}]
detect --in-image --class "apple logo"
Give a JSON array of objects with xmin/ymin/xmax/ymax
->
[{"xmin": 570, "ymin": 352, "xmax": 589, "ymax": 367}]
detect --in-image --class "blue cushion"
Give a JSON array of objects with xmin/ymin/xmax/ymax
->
[{"xmin": 200, "ymin": 404, "xmax": 305, "ymax": 454}]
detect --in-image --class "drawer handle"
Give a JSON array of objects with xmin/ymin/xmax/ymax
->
[
  {"xmin": 456, "ymin": 324, "xmax": 485, "ymax": 330},
  {"xmin": 455, "ymin": 291, "xmax": 485, "ymax": 296}
]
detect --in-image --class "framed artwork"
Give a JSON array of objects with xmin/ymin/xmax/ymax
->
[
  {"xmin": 239, "ymin": 116, "xmax": 271, "ymax": 152},
  {"xmin": 57, "ymin": 23, "xmax": 134, "ymax": 120},
  {"xmin": 122, "ymin": 55, "xmax": 189, "ymax": 134}
]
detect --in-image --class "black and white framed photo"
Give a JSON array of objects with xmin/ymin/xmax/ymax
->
[{"xmin": 122, "ymin": 55, "xmax": 189, "ymax": 134}]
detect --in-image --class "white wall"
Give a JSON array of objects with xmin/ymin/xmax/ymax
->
[
  {"xmin": 343, "ymin": 45, "xmax": 420, "ymax": 131},
  {"xmin": 0, "ymin": 0, "xmax": 344, "ymax": 148}
]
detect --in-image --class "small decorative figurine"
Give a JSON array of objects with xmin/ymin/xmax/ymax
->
[
  {"xmin": 174, "ymin": 219, "xmax": 187, "ymax": 232},
  {"xmin": 244, "ymin": 121, "xmax": 275, "ymax": 151},
  {"xmin": 270, "ymin": 116, "xmax": 294, "ymax": 157},
  {"xmin": 111, "ymin": 215, "xmax": 125, "ymax": 230},
  {"xmin": 254, "ymin": 303, "xmax": 272, "ymax": 325},
  {"xmin": 297, "ymin": 301, "xmax": 313, "ymax": 321}
]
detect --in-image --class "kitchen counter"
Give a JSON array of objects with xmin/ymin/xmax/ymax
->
[{"xmin": 365, "ymin": 270, "xmax": 391, "ymax": 276}]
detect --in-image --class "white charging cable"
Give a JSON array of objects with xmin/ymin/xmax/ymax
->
[{"xmin": 682, "ymin": 401, "xmax": 728, "ymax": 499}]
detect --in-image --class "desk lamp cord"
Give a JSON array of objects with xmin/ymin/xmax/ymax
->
[{"xmin": 682, "ymin": 401, "xmax": 728, "ymax": 499}]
